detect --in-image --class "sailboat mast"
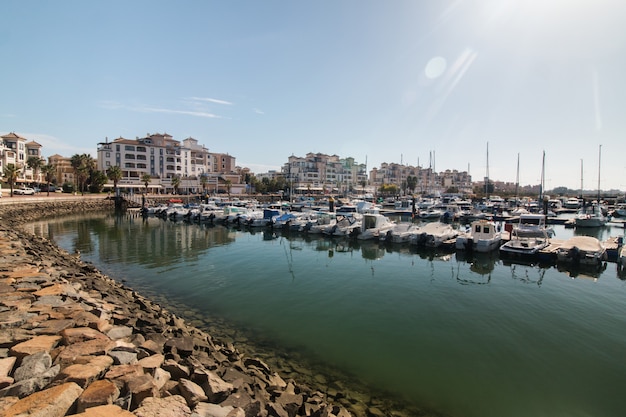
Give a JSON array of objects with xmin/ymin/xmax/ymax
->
[
  {"xmin": 597, "ymin": 144, "xmax": 602, "ymax": 203},
  {"xmin": 580, "ymin": 159, "xmax": 583, "ymax": 199},
  {"xmin": 485, "ymin": 142, "xmax": 489, "ymax": 198},
  {"xmin": 515, "ymin": 153, "xmax": 519, "ymax": 207},
  {"xmin": 539, "ymin": 151, "xmax": 546, "ymax": 202}
]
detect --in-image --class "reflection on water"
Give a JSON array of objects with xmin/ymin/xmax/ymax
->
[{"xmin": 26, "ymin": 213, "xmax": 626, "ymax": 417}]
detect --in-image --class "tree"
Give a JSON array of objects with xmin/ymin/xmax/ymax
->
[
  {"xmin": 70, "ymin": 154, "xmax": 83, "ymax": 191},
  {"xmin": 171, "ymin": 175, "xmax": 181, "ymax": 195},
  {"xmin": 26, "ymin": 156, "xmax": 44, "ymax": 184},
  {"xmin": 106, "ymin": 165, "xmax": 122, "ymax": 196},
  {"xmin": 89, "ymin": 170, "xmax": 108, "ymax": 193},
  {"xmin": 3, "ymin": 163, "xmax": 20, "ymax": 197},
  {"xmin": 200, "ymin": 174, "xmax": 208, "ymax": 196},
  {"xmin": 225, "ymin": 179, "xmax": 232, "ymax": 198},
  {"xmin": 41, "ymin": 164, "xmax": 56, "ymax": 197},
  {"xmin": 406, "ymin": 176, "xmax": 418, "ymax": 194},
  {"xmin": 70, "ymin": 153, "xmax": 96, "ymax": 195},
  {"xmin": 141, "ymin": 173, "xmax": 152, "ymax": 194}
]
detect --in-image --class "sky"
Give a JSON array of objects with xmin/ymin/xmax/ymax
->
[{"xmin": 2, "ymin": 0, "xmax": 626, "ymax": 191}]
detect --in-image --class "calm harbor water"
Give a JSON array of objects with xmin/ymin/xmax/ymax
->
[{"xmin": 27, "ymin": 213, "xmax": 626, "ymax": 417}]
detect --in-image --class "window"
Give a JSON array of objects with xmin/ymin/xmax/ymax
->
[
  {"xmin": 106, "ymin": 152, "xmax": 110, "ymax": 157},
  {"xmin": 136, "ymin": 146, "xmax": 146, "ymax": 152},
  {"xmin": 125, "ymin": 145, "xmax": 135, "ymax": 151},
  {"xmin": 125, "ymin": 154, "xmax": 136, "ymax": 160}
]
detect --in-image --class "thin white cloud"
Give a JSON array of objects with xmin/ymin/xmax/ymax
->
[
  {"xmin": 187, "ymin": 97, "xmax": 234, "ymax": 106},
  {"xmin": 253, "ymin": 108, "xmax": 265, "ymax": 115},
  {"xmin": 98, "ymin": 101, "xmax": 224, "ymax": 119},
  {"xmin": 138, "ymin": 106, "xmax": 223, "ymax": 119},
  {"xmin": 0, "ymin": 113, "xmax": 17, "ymax": 118}
]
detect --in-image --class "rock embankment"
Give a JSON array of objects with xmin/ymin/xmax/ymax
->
[{"xmin": 0, "ymin": 201, "xmax": 353, "ymax": 417}]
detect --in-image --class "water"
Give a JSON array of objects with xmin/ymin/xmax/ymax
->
[{"xmin": 27, "ymin": 214, "xmax": 626, "ymax": 417}]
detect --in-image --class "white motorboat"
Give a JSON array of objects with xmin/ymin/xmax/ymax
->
[
  {"xmin": 455, "ymin": 219, "xmax": 503, "ymax": 252},
  {"xmin": 499, "ymin": 235, "xmax": 550, "ymax": 258},
  {"xmin": 563, "ymin": 197, "xmax": 581, "ymax": 210},
  {"xmin": 309, "ymin": 212, "xmax": 337, "ymax": 234},
  {"xmin": 322, "ymin": 214, "xmax": 361, "ymax": 237},
  {"xmin": 513, "ymin": 213, "xmax": 555, "ymax": 238},
  {"xmin": 248, "ymin": 208, "xmax": 281, "ymax": 227},
  {"xmin": 556, "ymin": 236, "xmax": 607, "ymax": 266},
  {"xmin": 357, "ymin": 212, "xmax": 395, "ymax": 241},
  {"xmin": 379, "ymin": 222, "xmax": 421, "ymax": 244},
  {"xmin": 418, "ymin": 207, "xmax": 444, "ymax": 220},
  {"xmin": 500, "ymin": 214, "xmax": 551, "ymax": 258},
  {"xmin": 411, "ymin": 222, "xmax": 458, "ymax": 248},
  {"xmin": 574, "ymin": 204, "xmax": 606, "ymax": 228}
]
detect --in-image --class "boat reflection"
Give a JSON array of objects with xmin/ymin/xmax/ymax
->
[
  {"xmin": 555, "ymin": 262, "xmax": 606, "ymax": 281},
  {"xmin": 454, "ymin": 251, "xmax": 499, "ymax": 285}
]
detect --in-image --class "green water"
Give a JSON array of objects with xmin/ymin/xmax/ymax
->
[{"xmin": 28, "ymin": 214, "xmax": 626, "ymax": 417}]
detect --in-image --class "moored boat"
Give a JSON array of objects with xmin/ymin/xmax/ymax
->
[
  {"xmin": 357, "ymin": 212, "xmax": 395, "ymax": 241},
  {"xmin": 455, "ymin": 219, "xmax": 502, "ymax": 252},
  {"xmin": 556, "ymin": 236, "xmax": 607, "ymax": 266}
]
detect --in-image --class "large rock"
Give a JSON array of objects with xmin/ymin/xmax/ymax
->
[
  {"xmin": 193, "ymin": 369, "xmax": 234, "ymax": 403},
  {"xmin": 133, "ymin": 395, "xmax": 192, "ymax": 417},
  {"xmin": 12, "ymin": 351, "xmax": 52, "ymax": 382},
  {"xmin": 2, "ymin": 381, "xmax": 83, "ymax": 417},
  {"xmin": 127, "ymin": 373, "xmax": 159, "ymax": 410},
  {"xmin": 0, "ymin": 356, "xmax": 17, "ymax": 378},
  {"xmin": 55, "ymin": 355, "xmax": 114, "ymax": 388},
  {"xmin": 73, "ymin": 404, "xmax": 136, "ymax": 416},
  {"xmin": 178, "ymin": 378, "xmax": 208, "ymax": 408},
  {"xmin": 76, "ymin": 379, "xmax": 121, "ymax": 412},
  {"xmin": 9, "ymin": 334, "xmax": 61, "ymax": 359}
]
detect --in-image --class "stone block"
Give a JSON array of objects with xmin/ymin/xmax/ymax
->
[
  {"xmin": 0, "ymin": 356, "xmax": 17, "ymax": 377},
  {"xmin": 2, "ymin": 381, "xmax": 83, "ymax": 417},
  {"xmin": 76, "ymin": 379, "xmax": 120, "ymax": 412},
  {"xmin": 9, "ymin": 335, "xmax": 62, "ymax": 359},
  {"xmin": 133, "ymin": 395, "xmax": 191, "ymax": 417},
  {"xmin": 73, "ymin": 404, "xmax": 136, "ymax": 416}
]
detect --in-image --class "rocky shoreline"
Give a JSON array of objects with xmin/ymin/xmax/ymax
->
[{"xmin": 0, "ymin": 199, "xmax": 441, "ymax": 417}]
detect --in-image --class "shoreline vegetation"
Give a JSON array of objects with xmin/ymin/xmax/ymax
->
[{"xmin": 0, "ymin": 198, "xmax": 444, "ymax": 417}]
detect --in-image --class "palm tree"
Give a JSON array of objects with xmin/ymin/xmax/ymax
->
[
  {"xmin": 200, "ymin": 174, "xmax": 208, "ymax": 196},
  {"xmin": 171, "ymin": 175, "xmax": 181, "ymax": 195},
  {"xmin": 70, "ymin": 154, "xmax": 83, "ymax": 191},
  {"xmin": 3, "ymin": 163, "xmax": 20, "ymax": 197},
  {"xmin": 141, "ymin": 173, "xmax": 152, "ymax": 194},
  {"xmin": 26, "ymin": 156, "xmax": 44, "ymax": 185},
  {"xmin": 106, "ymin": 165, "xmax": 122, "ymax": 196},
  {"xmin": 41, "ymin": 164, "xmax": 56, "ymax": 197},
  {"xmin": 70, "ymin": 153, "xmax": 96, "ymax": 194},
  {"xmin": 225, "ymin": 179, "xmax": 232, "ymax": 198}
]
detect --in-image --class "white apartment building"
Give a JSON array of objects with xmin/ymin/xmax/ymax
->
[
  {"xmin": 282, "ymin": 153, "xmax": 368, "ymax": 194},
  {"xmin": 369, "ymin": 162, "xmax": 472, "ymax": 195},
  {"xmin": 0, "ymin": 132, "xmax": 45, "ymax": 184},
  {"xmin": 96, "ymin": 132, "xmax": 243, "ymax": 194}
]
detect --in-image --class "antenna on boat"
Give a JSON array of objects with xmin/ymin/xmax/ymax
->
[{"xmin": 485, "ymin": 142, "xmax": 489, "ymax": 199}]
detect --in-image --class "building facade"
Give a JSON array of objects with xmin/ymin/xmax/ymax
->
[
  {"xmin": 96, "ymin": 132, "xmax": 243, "ymax": 194},
  {"xmin": 281, "ymin": 153, "xmax": 368, "ymax": 195},
  {"xmin": 369, "ymin": 162, "xmax": 472, "ymax": 195},
  {"xmin": 1, "ymin": 132, "xmax": 45, "ymax": 184}
]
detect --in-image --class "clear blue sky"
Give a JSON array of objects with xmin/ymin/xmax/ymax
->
[{"xmin": 2, "ymin": 0, "xmax": 625, "ymax": 191}]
